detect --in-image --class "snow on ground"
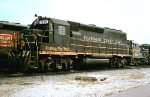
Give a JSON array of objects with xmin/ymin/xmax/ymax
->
[{"xmin": 0, "ymin": 68, "xmax": 150, "ymax": 97}]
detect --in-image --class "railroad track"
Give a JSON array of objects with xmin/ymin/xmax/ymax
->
[{"xmin": 0, "ymin": 64, "xmax": 150, "ymax": 78}]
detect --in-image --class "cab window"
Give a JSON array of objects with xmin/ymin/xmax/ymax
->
[{"xmin": 58, "ymin": 26, "xmax": 66, "ymax": 35}]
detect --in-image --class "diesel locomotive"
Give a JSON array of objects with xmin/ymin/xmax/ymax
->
[
  {"xmin": 8, "ymin": 16, "xmax": 133, "ymax": 71},
  {"xmin": 3, "ymin": 15, "xmax": 149, "ymax": 71},
  {"xmin": 0, "ymin": 21, "xmax": 27, "ymax": 69},
  {"xmin": 140, "ymin": 44, "xmax": 150, "ymax": 64},
  {"xmin": 128, "ymin": 40, "xmax": 146, "ymax": 65}
]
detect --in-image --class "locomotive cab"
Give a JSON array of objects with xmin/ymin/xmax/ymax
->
[
  {"xmin": 19, "ymin": 16, "xmax": 71, "ymax": 70},
  {"xmin": 30, "ymin": 16, "xmax": 70, "ymax": 45}
]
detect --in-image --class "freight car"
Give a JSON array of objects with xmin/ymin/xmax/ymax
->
[
  {"xmin": 9, "ymin": 15, "xmax": 135, "ymax": 71},
  {"xmin": 0, "ymin": 21, "xmax": 27, "ymax": 69}
]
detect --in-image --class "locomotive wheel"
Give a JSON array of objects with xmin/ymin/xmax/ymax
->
[
  {"xmin": 44, "ymin": 63, "xmax": 49, "ymax": 71},
  {"xmin": 50, "ymin": 63, "xmax": 57, "ymax": 71},
  {"xmin": 62, "ymin": 59, "xmax": 72, "ymax": 70},
  {"xmin": 66, "ymin": 59, "xmax": 74, "ymax": 70},
  {"xmin": 67, "ymin": 60, "xmax": 74, "ymax": 70},
  {"xmin": 62, "ymin": 63, "xmax": 67, "ymax": 70},
  {"xmin": 115, "ymin": 62, "xmax": 120, "ymax": 68},
  {"xmin": 65, "ymin": 59, "xmax": 73, "ymax": 70},
  {"xmin": 38, "ymin": 61, "xmax": 44, "ymax": 71},
  {"xmin": 121, "ymin": 61, "xmax": 125, "ymax": 68},
  {"xmin": 118, "ymin": 62, "xmax": 124, "ymax": 68}
]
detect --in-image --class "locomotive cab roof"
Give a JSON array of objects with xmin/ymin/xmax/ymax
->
[
  {"xmin": 0, "ymin": 21, "xmax": 28, "ymax": 30},
  {"xmin": 32, "ymin": 17, "xmax": 70, "ymax": 26},
  {"xmin": 50, "ymin": 18, "xmax": 70, "ymax": 26}
]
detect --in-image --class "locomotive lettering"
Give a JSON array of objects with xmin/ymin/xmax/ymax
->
[
  {"xmin": 84, "ymin": 36, "xmax": 113, "ymax": 43},
  {"xmin": 0, "ymin": 34, "xmax": 12, "ymax": 46},
  {"xmin": 84, "ymin": 36, "xmax": 101, "ymax": 42},
  {"xmin": 46, "ymin": 46, "xmax": 70, "ymax": 51}
]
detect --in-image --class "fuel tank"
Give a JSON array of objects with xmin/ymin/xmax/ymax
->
[{"xmin": 83, "ymin": 58, "xmax": 110, "ymax": 65}]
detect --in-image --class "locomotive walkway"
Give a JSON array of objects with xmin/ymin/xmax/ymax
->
[{"xmin": 106, "ymin": 84, "xmax": 150, "ymax": 97}]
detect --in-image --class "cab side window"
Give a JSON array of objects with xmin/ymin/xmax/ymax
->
[{"xmin": 58, "ymin": 26, "xmax": 66, "ymax": 35}]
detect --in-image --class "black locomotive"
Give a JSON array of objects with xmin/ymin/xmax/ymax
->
[{"xmin": 8, "ymin": 16, "xmax": 132, "ymax": 71}]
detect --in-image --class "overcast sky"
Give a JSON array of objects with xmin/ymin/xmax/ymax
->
[{"xmin": 0, "ymin": 0, "xmax": 150, "ymax": 44}]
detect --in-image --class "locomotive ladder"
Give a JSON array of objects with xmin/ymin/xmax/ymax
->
[{"xmin": 25, "ymin": 35, "xmax": 38, "ymax": 69}]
